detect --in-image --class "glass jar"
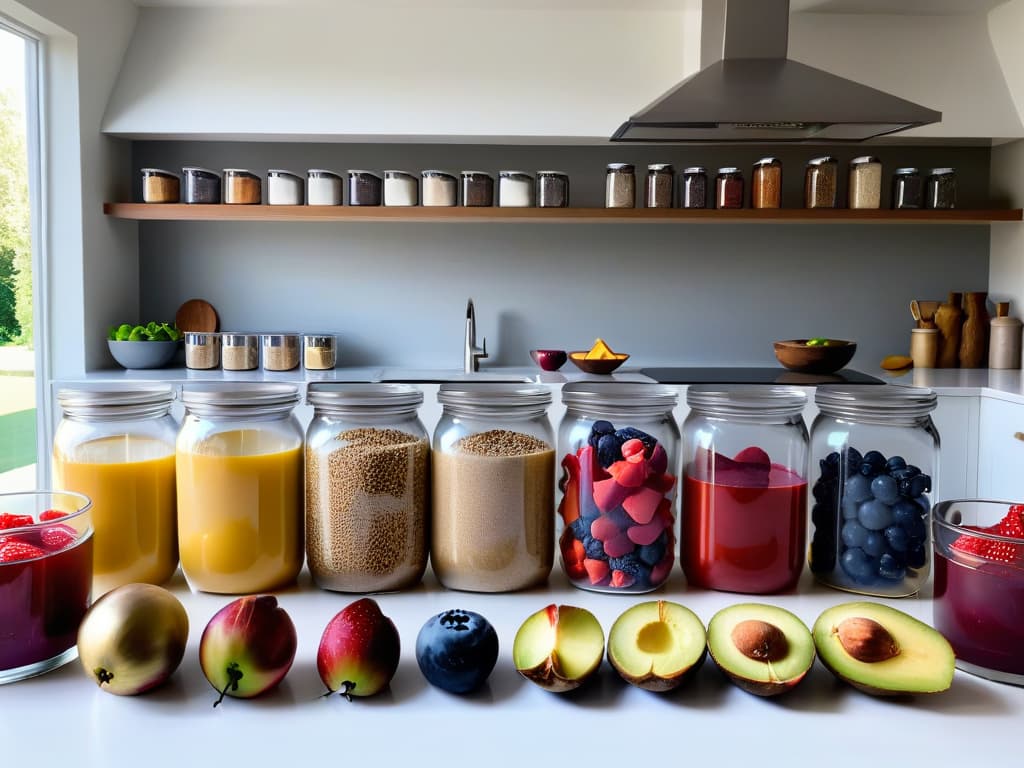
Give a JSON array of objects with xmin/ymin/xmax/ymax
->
[
  {"xmin": 461, "ymin": 171, "xmax": 494, "ymax": 207},
  {"xmin": 432, "ymin": 384, "xmax": 555, "ymax": 592},
  {"xmin": 383, "ymin": 170, "xmax": 419, "ymax": 206},
  {"xmin": 558, "ymin": 383, "xmax": 679, "ymax": 594},
  {"xmin": 804, "ymin": 156, "xmax": 838, "ymax": 208},
  {"xmin": 267, "ymin": 170, "xmax": 303, "ymax": 205},
  {"xmin": 715, "ymin": 167, "xmax": 744, "ymax": 209},
  {"xmin": 221, "ymin": 332, "xmax": 259, "ymax": 371},
  {"xmin": 537, "ymin": 171, "xmax": 569, "ymax": 208},
  {"xmin": 261, "ymin": 332, "xmax": 300, "ymax": 371},
  {"xmin": 926, "ymin": 168, "xmax": 956, "ymax": 209},
  {"xmin": 176, "ymin": 383, "xmax": 304, "ymax": 594},
  {"xmin": 223, "ymin": 169, "xmax": 261, "ymax": 204},
  {"xmin": 499, "ymin": 171, "xmax": 535, "ymax": 207},
  {"xmin": 680, "ymin": 166, "xmax": 708, "ymax": 209},
  {"xmin": 305, "ymin": 384, "xmax": 430, "ymax": 592},
  {"xmin": 185, "ymin": 332, "xmax": 220, "ymax": 370},
  {"xmin": 751, "ymin": 157, "xmax": 781, "ymax": 209},
  {"xmin": 421, "ymin": 170, "xmax": 458, "ymax": 207},
  {"xmin": 307, "ymin": 169, "xmax": 343, "ymax": 206},
  {"xmin": 182, "ymin": 166, "xmax": 221, "ymax": 204},
  {"xmin": 348, "ymin": 170, "xmax": 383, "ymax": 206},
  {"xmin": 52, "ymin": 385, "xmax": 178, "ymax": 596},
  {"xmin": 605, "ymin": 163, "xmax": 636, "ymax": 208},
  {"xmin": 808, "ymin": 385, "xmax": 938, "ymax": 597},
  {"xmin": 140, "ymin": 168, "xmax": 180, "ymax": 203},
  {"xmin": 892, "ymin": 167, "xmax": 923, "ymax": 209},
  {"xmin": 681, "ymin": 386, "xmax": 809, "ymax": 594},
  {"xmin": 848, "ymin": 156, "xmax": 882, "ymax": 209},
  {"xmin": 303, "ymin": 334, "xmax": 336, "ymax": 370},
  {"xmin": 644, "ymin": 163, "xmax": 674, "ymax": 208}
]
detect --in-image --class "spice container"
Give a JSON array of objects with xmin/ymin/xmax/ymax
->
[
  {"xmin": 348, "ymin": 171, "xmax": 383, "ymax": 206},
  {"xmin": 383, "ymin": 170, "xmax": 418, "ymax": 206},
  {"xmin": 680, "ymin": 166, "xmax": 708, "ymax": 209},
  {"xmin": 558, "ymin": 383, "xmax": 679, "ymax": 593},
  {"xmin": 182, "ymin": 167, "xmax": 221, "ymax": 204},
  {"xmin": 185, "ymin": 332, "xmax": 220, "ymax": 370},
  {"xmin": 267, "ymin": 170, "xmax": 304, "ymax": 205},
  {"xmin": 605, "ymin": 163, "xmax": 636, "ymax": 208},
  {"xmin": 176, "ymin": 383, "xmax": 304, "ymax": 594},
  {"xmin": 804, "ymin": 156, "xmax": 838, "ymax": 208},
  {"xmin": 499, "ymin": 171, "xmax": 535, "ymax": 207},
  {"xmin": 808, "ymin": 385, "xmax": 938, "ymax": 598},
  {"xmin": 432, "ymin": 384, "xmax": 555, "ymax": 592},
  {"xmin": 848, "ymin": 156, "xmax": 882, "ymax": 209},
  {"xmin": 461, "ymin": 171, "xmax": 494, "ymax": 207},
  {"xmin": 681, "ymin": 386, "xmax": 808, "ymax": 594},
  {"xmin": 926, "ymin": 168, "xmax": 957, "ymax": 209},
  {"xmin": 989, "ymin": 301, "xmax": 1022, "ymax": 369},
  {"xmin": 715, "ymin": 167, "xmax": 744, "ymax": 209},
  {"xmin": 751, "ymin": 157, "xmax": 782, "ymax": 209},
  {"xmin": 645, "ymin": 163, "xmax": 674, "ymax": 208},
  {"xmin": 223, "ymin": 169, "xmax": 262, "ymax": 205},
  {"xmin": 537, "ymin": 171, "xmax": 569, "ymax": 208},
  {"xmin": 141, "ymin": 168, "xmax": 180, "ymax": 203},
  {"xmin": 53, "ymin": 385, "xmax": 178, "ymax": 596},
  {"xmin": 221, "ymin": 333, "xmax": 259, "ymax": 371},
  {"xmin": 421, "ymin": 171, "xmax": 458, "ymax": 207},
  {"xmin": 892, "ymin": 167, "xmax": 924, "ymax": 209},
  {"xmin": 303, "ymin": 334, "xmax": 337, "ymax": 370},
  {"xmin": 261, "ymin": 333, "xmax": 300, "ymax": 371},
  {"xmin": 307, "ymin": 170, "xmax": 343, "ymax": 206},
  {"xmin": 305, "ymin": 383, "xmax": 430, "ymax": 593}
]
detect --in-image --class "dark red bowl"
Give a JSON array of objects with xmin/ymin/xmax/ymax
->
[{"xmin": 530, "ymin": 349, "xmax": 568, "ymax": 371}]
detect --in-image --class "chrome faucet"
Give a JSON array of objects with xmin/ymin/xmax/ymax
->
[{"xmin": 464, "ymin": 298, "xmax": 488, "ymax": 373}]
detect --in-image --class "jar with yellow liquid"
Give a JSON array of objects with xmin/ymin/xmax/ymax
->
[
  {"xmin": 176, "ymin": 383, "xmax": 304, "ymax": 594},
  {"xmin": 53, "ymin": 385, "xmax": 179, "ymax": 596}
]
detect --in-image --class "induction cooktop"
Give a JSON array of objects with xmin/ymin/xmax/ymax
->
[{"xmin": 638, "ymin": 367, "xmax": 885, "ymax": 385}]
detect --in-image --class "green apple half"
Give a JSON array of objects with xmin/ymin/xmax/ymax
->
[{"xmin": 513, "ymin": 604, "xmax": 604, "ymax": 693}]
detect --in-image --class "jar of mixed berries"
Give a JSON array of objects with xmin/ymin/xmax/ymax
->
[{"xmin": 558, "ymin": 383, "xmax": 679, "ymax": 593}]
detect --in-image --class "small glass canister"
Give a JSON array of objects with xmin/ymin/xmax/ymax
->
[
  {"xmin": 926, "ymin": 168, "xmax": 956, "ymax": 209},
  {"xmin": 680, "ymin": 166, "xmax": 708, "ymax": 209},
  {"xmin": 421, "ymin": 170, "xmax": 458, "ymax": 207},
  {"xmin": 176, "ymin": 383, "xmax": 304, "ymax": 594},
  {"xmin": 681, "ymin": 386, "xmax": 809, "ymax": 594},
  {"xmin": 185, "ymin": 332, "xmax": 220, "ymax": 370},
  {"xmin": 499, "ymin": 171, "xmax": 535, "ymax": 207},
  {"xmin": 223, "ymin": 169, "xmax": 261, "ymax": 204},
  {"xmin": 461, "ymin": 171, "xmax": 494, "ymax": 207},
  {"xmin": 848, "ymin": 156, "xmax": 882, "ymax": 209},
  {"xmin": 307, "ymin": 170, "xmax": 343, "ymax": 206},
  {"xmin": 644, "ymin": 163, "xmax": 674, "ymax": 208},
  {"xmin": 558, "ymin": 383, "xmax": 679, "ymax": 594},
  {"xmin": 537, "ymin": 171, "xmax": 569, "ymax": 208},
  {"xmin": 383, "ymin": 170, "xmax": 419, "ymax": 206},
  {"xmin": 804, "ymin": 156, "xmax": 838, "ymax": 208},
  {"xmin": 267, "ymin": 170, "xmax": 304, "ymax": 205},
  {"xmin": 305, "ymin": 383, "xmax": 430, "ymax": 592},
  {"xmin": 53, "ymin": 385, "xmax": 179, "ymax": 596},
  {"xmin": 606, "ymin": 163, "xmax": 636, "ymax": 208},
  {"xmin": 261, "ymin": 333, "xmax": 300, "ymax": 371},
  {"xmin": 751, "ymin": 157, "xmax": 782, "ymax": 209},
  {"xmin": 892, "ymin": 167, "xmax": 923, "ymax": 209},
  {"xmin": 182, "ymin": 167, "xmax": 221, "ymax": 204},
  {"xmin": 141, "ymin": 168, "xmax": 180, "ymax": 203},
  {"xmin": 348, "ymin": 170, "xmax": 383, "ymax": 206},
  {"xmin": 303, "ymin": 334, "xmax": 337, "ymax": 370},
  {"xmin": 432, "ymin": 384, "xmax": 555, "ymax": 592},
  {"xmin": 808, "ymin": 385, "xmax": 939, "ymax": 597},
  {"xmin": 716, "ymin": 167, "xmax": 744, "ymax": 209},
  {"xmin": 221, "ymin": 333, "xmax": 259, "ymax": 371}
]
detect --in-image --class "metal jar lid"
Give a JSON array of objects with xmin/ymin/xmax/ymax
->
[
  {"xmin": 182, "ymin": 166, "xmax": 220, "ymax": 178},
  {"xmin": 221, "ymin": 332, "xmax": 258, "ymax": 347},
  {"xmin": 141, "ymin": 168, "xmax": 179, "ymax": 179},
  {"xmin": 58, "ymin": 384, "xmax": 175, "ymax": 420},
  {"xmin": 422, "ymin": 170, "xmax": 456, "ymax": 179},
  {"xmin": 537, "ymin": 170, "xmax": 569, "ymax": 179},
  {"xmin": 185, "ymin": 331, "xmax": 219, "ymax": 346},
  {"xmin": 648, "ymin": 163, "xmax": 674, "ymax": 172},
  {"xmin": 307, "ymin": 383, "xmax": 423, "ymax": 414},
  {"xmin": 754, "ymin": 157, "xmax": 780, "ymax": 167},
  {"xmin": 683, "ymin": 166, "xmax": 707, "ymax": 175},
  {"xmin": 268, "ymin": 169, "xmax": 301, "ymax": 180},
  {"xmin": 929, "ymin": 167, "xmax": 955, "ymax": 176},
  {"xmin": 815, "ymin": 385, "xmax": 937, "ymax": 420},
  {"xmin": 383, "ymin": 170, "xmax": 416, "ymax": 180},
  {"xmin": 348, "ymin": 170, "xmax": 382, "ymax": 180},
  {"xmin": 717, "ymin": 167, "xmax": 741, "ymax": 175},
  {"xmin": 261, "ymin": 333, "xmax": 299, "ymax": 347},
  {"xmin": 499, "ymin": 170, "xmax": 533, "ymax": 181},
  {"xmin": 686, "ymin": 385, "xmax": 806, "ymax": 418},
  {"xmin": 894, "ymin": 167, "xmax": 920, "ymax": 175},
  {"xmin": 308, "ymin": 169, "xmax": 342, "ymax": 179},
  {"xmin": 851, "ymin": 156, "xmax": 880, "ymax": 166},
  {"xmin": 181, "ymin": 383, "xmax": 300, "ymax": 417},
  {"xmin": 606, "ymin": 163, "xmax": 635, "ymax": 173},
  {"xmin": 438, "ymin": 383, "xmax": 551, "ymax": 417},
  {"xmin": 562, "ymin": 382, "xmax": 678, "ymax": 417},
  {"xmin": 807, "ymin": 156, "xmax": 837, "ymax": 166},
  {"xmin": 223, "ymin": 169, "xmax": 258, "ymax": 178},
  {"xmin": 461, "ymin": 171, "xmax": 493, "ymax": 179},
  {"xmin": 303, "ymin": 334, "xmax": 335, "ymax": 348}
]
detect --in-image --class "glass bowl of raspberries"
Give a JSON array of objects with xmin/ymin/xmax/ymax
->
[{"xmin": 932, "ymin": 499, "xmax": 1024, "ymax": 685}]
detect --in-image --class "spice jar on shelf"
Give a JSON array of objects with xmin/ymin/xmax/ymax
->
[
  {"xmin": 926, "ymin": 168, "xmax": 957, "ymax": 209},
  {"xmin": 848, "ymin": 156, "xmax": 882, "ymax": 209},
  {"xmin": 892, "ymin": 168, "xmax": 924, "ymax": 209},
  {"xmin": 751, "ymin": 157, "xmax": 782, "ymax": 209},
  {"xmin": 606, "ymin": 163, "xmax": 636, "ymax": 208},
  {"xmin": 140, "ymin": 168, "xmax": 180, "ymax": 203},
  {"xmin": 261, "ymin": 333, "xmax": 300, "ymax": 371},
  {"xmin": 804, "ymin": 156, "xmax": 838, "ymax": 208},
  {"xmin": 185, "ymin": 332, "xmax": 220, "ymax": 370},
  {"xmin": 305, "ymin": 383, "xmax": 430, "ymax": 593},
  {"xmin": 461, "ymin": 171, "xmax": 494, "ymax": 207},
  {"xmin": 348, "ymin": 171, "xmax": 383, "ymax": 206},
  {"xmin": 644, "ymin": 164, "xmax": 674, "ymax": 208},
  {"xmin": 223, "ymin": 169, "xmax": 262, "ymax": 205},
  {"xmin": 421, "ymin": 170, "xmax": 458, "ymax": 207},
  {"xmin": 537, "ymin": 171, "xmax": 569, "ymax": 208},
  {"xmin": 303, "ymin": 334, "xmax": 337, "ymax": 370},
  {"xmin": 307, "ymin": 170, "xmax": 343, "ymax": 206},
  {"xmin": 383, "ymin": 171, "xmax": 418, "ymax": 207},
  {"xmin": 680, "ymin": 166, "xmax": 708, "ymax": 209},
  {"xmin": 499, "ymin": 171, "xmax": 535, "ymax": 207},
  {"xmin": 182, "ymin": 167, "xmax": 221, "ymax": 204},
  {"xmin": 221, "ymin": 333, "xmax": 259, "ymax": 371},
  {"xmin": 715, "ymin": 167, "xmax": 744, "ymax": 209},
  {"xmin": 267, "ymin": 170, "xmax": 303, "ymax": 205}
]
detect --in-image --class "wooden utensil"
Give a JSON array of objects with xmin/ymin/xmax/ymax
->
[
  {"xmin": 909, "ymin": 300, "xmax": 939, "ymax": 329},
  {"xmin": 175, "ymin": 298, "xmax": 218, "ymax": 332}
]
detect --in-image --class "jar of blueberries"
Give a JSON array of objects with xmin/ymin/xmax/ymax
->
[
  {"xmin": 808, "ymin": 385, "xmax": 939, "ymax": 597},
  {"xmin": 558, "ymin": 383, "xmax": 679, "ymax": 594}
]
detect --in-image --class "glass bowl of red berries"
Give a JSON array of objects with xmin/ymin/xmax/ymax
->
[
  {"xmin": 932, "ymin": 499, "xmax": 1024, "ymax": 685},
  {"xmin": 0, "ymin": 491, "xmax": 93, "ymax": 684}
]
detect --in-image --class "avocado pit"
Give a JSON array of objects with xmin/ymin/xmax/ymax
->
[
  {"xmin": 835, "ymin": 617, "xmax": 900, "ymax": 663},
  {"xmin": 731, "ymin": 619, "xmax": 789, "ymax": 663}
]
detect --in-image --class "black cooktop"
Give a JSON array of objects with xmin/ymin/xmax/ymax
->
[{"xmin": 638, "ymin": 367, "xmax": 885, "ymax": 385}]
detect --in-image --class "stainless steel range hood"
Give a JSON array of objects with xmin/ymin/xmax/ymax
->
[{"xmin": 611, "ymin": 0, "xmax": 941, "ymax": 143}]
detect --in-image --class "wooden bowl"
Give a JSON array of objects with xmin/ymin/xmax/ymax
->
[
  {"xmin": 569, "ymin": 351, "xmax": 629, "ymax": 375},
  {"xmin": 773, "ymin": 340, "xmax": 856, "ymax": 374}
]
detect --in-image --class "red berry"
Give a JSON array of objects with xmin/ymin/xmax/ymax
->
[
  {"xmin": 0, "ymin": 539, "xmax": 46, "ymax": 563},
  {"xmin": 997, "ymin": 505, "xmax": 1024, "ymax": 539},
  {"xmin": 0, "ymin": 513, "xmax": 34, "ymax": 530},
  {"xmin": 39, "ymin": 509, "xmax": 69, "ymax": 522},
  {"xmin": 951, "ymin": 530, "xmax": 987, "ymax": 556},
  {"xmin": 40, "ymin": 525, "xmax": 76, "ymax": 550}
]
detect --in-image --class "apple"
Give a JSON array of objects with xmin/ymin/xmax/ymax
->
[
  {"xmin": 318, "ymin": 598, "xmax": 400, "ymax": 700},
  {"xmin": 513, "ymin": 604, "xmax": 604, "ymax": 693}
]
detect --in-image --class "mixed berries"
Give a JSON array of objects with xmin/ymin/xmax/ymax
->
[
  {"xmin": 559, "ymin": 420, "xmax": 676, "ymax": 591},
  {"xmin": 0, "ymin": 509, "xmax": 73, "ymax": 563},
  {"xmin": 951, "ymin": 504, "xmax": 1024, "ymax": 564}
]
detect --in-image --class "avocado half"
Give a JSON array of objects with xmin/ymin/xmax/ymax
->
[
  {"xmin": 812, "ymin": 602, "xmax": 954, "ymax": 696},
  {"xmin": 607, "ymin": 601, "xmax": 707, "ymax": 692},
  {"xmin": 707, "ymin": 603, "xmax": 815, "ymax": 696}
]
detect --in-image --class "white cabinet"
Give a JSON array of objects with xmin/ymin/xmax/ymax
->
[
  {"xmin": 932, "ymin": 394, "xmax": 981, "ymax": 502},
  {"xmin": 978, "ymin": 396, "xmax": 1024, "ymax": 502}
]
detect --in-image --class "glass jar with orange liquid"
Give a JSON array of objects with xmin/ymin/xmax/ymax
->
[
  {"xmin": 53, "ymin": 385, "xmax": 178, "ymax": 596},
  {"xmin": 176, "ymin": 383, "xmax": 304, "ymax": 594}
]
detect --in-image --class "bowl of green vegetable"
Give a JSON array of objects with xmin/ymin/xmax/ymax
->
[
  {"xmin": 773, "ymin": 338, "xmax": 856, "ymax": 374},
  {"xmin": 107, "ymin": 322, "xmax": 183, "ymax": 369}
]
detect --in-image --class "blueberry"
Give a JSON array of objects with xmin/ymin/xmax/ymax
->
[
  {"xmin": 884, "ymin": 524, "xmax": 909, "ymax": 553},
  {"xmin": 613, "ymin": 427, "xmax": 657, "ymax": 456},
  {"xmin": 870, "ymin": 475, "xmax": 899, "ymax": 505},
  {"xmin": 892, "ymin": 499, "xmax": 920, "ymax": 526},
  {"xmin": 862, "ymin": 530, "xmax": 888, "ymax": 557},
  {"xmin": 905, "ymin": 465, "xmax": 921, "ymax": 477},
  {"xmin": 609, "ymin": 554, "xmax": 651, "ymax": 587},
  {"xmin": 902, "ymin": 517, "xmax": 927, "ymax": 544},
  {"xmin": 820, "ymin": 452, "xmax": 841, "ymax": 478},
  {"xmin": 886, "ymin": 455, "xmax": 907, "ymax": 472},
  {"xmin": 570, "ymin": 518, "xmax": 606, "ymax": 559},
  {"xmin": 588, "ymin": 420, "xmax": 615, "ymax": 449},
  {"xmin": 813, "ymin": 478, "xmax": 837, "ymax": 504},
  {"xmin": 842, "ymin": 493, "xmax": 862, "ymax": 520},
  {"xmin": 416, "ymin": 609, "xmax": 499, "ymax": 695},
  {"xmin": 810, "ymin": 538, "xmax": 837, "ymax": 573},
  {"xmin": 907, "ymin": 544, "xmax": 927, "ymax": 569},
  {"xmin": 915, "ymin": 494, "xmax": 931, "ymax": 514},
  {"xmin": 638, "ymin": 538, "xmax": 666, "ymax": 567},
  {"xmin": 859, "ymin": 450, "xmax": 886, "ymax": 477},
  {"xmin": 844, "ymin": 447, "xmax": 863, "ymax": 474},
  {"xmin": 811, "ymin": 503, "xmax": 835, "ymax": 529},
  {"xmin": 840, "ymin": 547, "xmax": 876, "ymax": 583},
  {"xmin": 877, "ymin": 553, "xmax": 906, "ymax": 581},
  {"xmin": 909, "ymin": 474, "xmax": 931, "ymax": 498},
  {"xmin": 858, "ymin": 499, "xmax": 894, "ymax": 531},
  {"xmin": 844, "ymin": 474, "xmax": 874, "ymax": 503},
  {"xmin": 597, "ymin": 433, "xmax": 623, "ymax": 468},
  {"xmin": 841, "ymin": 520, "xmax": 869, "ymax": 549}
]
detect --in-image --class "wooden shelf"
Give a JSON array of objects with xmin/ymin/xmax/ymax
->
[{"xmin": 103, "ymin": 203, "xmax": 1023, "ymax": 224}]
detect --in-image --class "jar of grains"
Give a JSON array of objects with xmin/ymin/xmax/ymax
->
[
  {"xmin": 848, "ymin": 156, "xmax": 882, "ymax": 209},
  {"xmin": 751, "ymin": 157, "xmax": 782, "ymax": 209},
  {"xmin": 140, "ymin": 168, "xmax": 180, "ymax": 203},
  {"xmin": 558, "ymin": 383, "xmax": 679, "ymax": 594},
  {"xmin": 891, "ymin": 168, "xmax": 923, "ymax": 209},
  {"xmin": 537, "ymin": 171, "xmax": 569, "ymax": 208},
  {"xmin": 606, "ymin": 163, "xmax": 636, "ymax": 208},
  {"xmin": 680, "ymin": 166, "xmax": 708, "ymax": 209},
  {"xmin": 221, "ymin": 333, "xmax": 259, "ymax": 371},
  {"xmin": 348, "ymin": 171, "xmax": 383, "ymax": 206},
  {"xmin": 185, "ymin": 332, "xmax": 220, "ymax": 370},
  {"xmin": 926, "ymin": 168, "xmax": 956, "ymax": 209},
  {"xmin": 267, "ymin": 170, "xmax": 304, "ymax": 205},
  {"xmin": 223, "ymin": 169, "xmax": 261, "ymax": 205},
  {"xmin": 303, "ymin": 334, "xmax": 336, "ymax": 370},
  {"xmin": 305, "ymin": 384, "xmax": 430, "ymax": 592},
  {"xmin": 307, "ymin": 170, "xmax": 343, "ymax": 206},
  {"xmin": 421, "ymin": 171, "xmax": 458, "ymax": 207},
  {"xmin": 176, "ymin": 383, "xmax": 304, "ymax": 594},
  {"xmin": 499, "ymin": 171, "xmax": 535, "ymax": 207},
  {"xmin": 804, "ymin": 156, "xmax": 838, "ymax": 208},
  {"xmin": 716, "ymin": 167, "xmax": 744, "ymax": 209},
  {"xmin": 182, "ymin": 167, "xmax": 221, "ymax": 204},
  {"xmin": 461, "ymin": 171, "xmax": 494, "ymax": 207},
  {"xmin": 261, "ymin": 333, "xmax": 300, "ymax": 371},
  {"xmin": 645, "ymin": 163, "xmax": 674, "ymax": 208},
  {"xmin": 383, "ymin": 171, "xmax": 419, "ymax": 206},
  {"xmin": 432, "ymin": 384, "xmax": 555, "ymax": 592}
]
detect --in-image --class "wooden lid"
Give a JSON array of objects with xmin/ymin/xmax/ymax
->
[{"xmin": 175, "ymin": 299, "xmax": 218, "ymax": 332}]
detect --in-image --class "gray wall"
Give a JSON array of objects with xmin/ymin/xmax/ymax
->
[{"xmin": 132, "ymin": 142, "xmax": 992, "ymax": 371}]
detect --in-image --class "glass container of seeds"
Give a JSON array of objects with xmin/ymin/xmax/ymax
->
[
  {"xmin": 499, "ymin": 171, "xmax": 535, "ymax": 207},
  {"xmin": 261, "ymin": 333, "xmax": 300, "ymax": 371},
  {"xmin": 303, "ymin": 334, "xmax": 337, "ymax": 370},
  {"xmin": 383, "ymin": 171, "xmax": 418, "ymax": 206},
  {"xmin": 926, "ymin": 168, "xmax": 956, "ymax": 209},
  {"xmin": 537, "ymin": 171, "xmax": 569, "ymax": 208},
  {"xmin": 848, "ymin": 156, "xmax": 882, "ymax": 209},
  {"xmin": 804, "ymin": 156, "xmax": 838, "ymax": 209},
  {"xmin": 348, "ymin": 170, "xmax": 383, "ymax": 206},
  {"xmin": 645, "ymin": 164, "xmax": 674, "ymax": 208},
  {"xmin": 185, "ymin": 332, "xmax": 220, "ymax": 370},
  {"xmin": 267, "ymin": 170, "xmax": 304, "ymax": 205},
  {"xmin": 421, "ymin": 171, "xmax": 458, "ymax": 207},
  {"xmin": 307, "ymin": 170, "xmax": 343, "ymax": 206},
  {"xmin": 433, "ymin": 384, "xmax": 555, "ymax": 592},
  {"xmin": 680, "ymin": 166, "xmax": 708, "ymax": 209},
  {"xmin": 892, "ymin": 168, "xmax": 923, "ymax": 209},
  {"xmin": 461, "ymin": 171, "xmax": 494, "ymax": 207},
  {"xmin": 182, "ymin": 167, "xmax": 221, "ymax": 204},
  {"xmin": 605, "ymin": 163, "xmax": 636, "ymax": 208},
  {"xmin": 221, "ymin": 333, "xmax": 259, "ymax": 371},
  {"xmin": 223, "ymin": 169, "xmax": 261, "ymax": 205},
  {"xmin": 716, "ymin": 167, "xmax": 744, "ymax": 209},
  {"xmin": 305, "ymin": 383, "xmax": 430, "ymax": 593},
  {"xmin": 751, "ymin": 157, "xmax": 782, "ymax": 209},
  {"xmin": 140, "ymin": 168, "xmax": 180, "ymax": 203}
]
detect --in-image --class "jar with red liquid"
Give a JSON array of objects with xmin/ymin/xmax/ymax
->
[
  {"xmin": 558, "ymin": 383, "xmax": 679, "ymax": 594},
  {"xmin": 681, "ymin": 386, "xmax": 808, "ymax": 594}
]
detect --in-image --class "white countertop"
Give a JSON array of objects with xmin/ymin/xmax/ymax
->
[
  {"xmin": 3, "ymin": 567, "xmax": 1022, "ymax": 766},
  {"xmin": 879, "ymin": 367, "xmax": 1024, "ymax": 403}
]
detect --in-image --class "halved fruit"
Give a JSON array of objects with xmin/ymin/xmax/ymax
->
[
  {"xmin": 607, "ymin": 600, "xmax": 706, "ymax": 692},
  {"xmin": 812, "ymin": 602, "xmax": 954, "ymax": 696},
  {"xmin": 513, "ymin": 604, "xmax": 604, "ymax": 693},
  {"xmin": 707, "ymin": 603, "xmax": 815, "ymax": 697}
]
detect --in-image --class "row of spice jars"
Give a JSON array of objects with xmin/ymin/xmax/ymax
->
[{"xmin": 184, "ymin": 332, "xmax": 337, "ymax": 371}]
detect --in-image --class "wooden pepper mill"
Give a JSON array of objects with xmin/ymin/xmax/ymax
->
[
  {"xmin": 934, "ymin": 292, "xmax": 963, "ymax": 368},
  {"xmin": 958, "ymin": 291, "xmax": 990, "ymax": 368}
]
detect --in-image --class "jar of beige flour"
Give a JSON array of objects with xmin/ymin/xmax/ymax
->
[
  {"xmin": 305, "ymin": 383, "xmax": 430, "ymax": 593},
  {"xmin": 432, "ymin": 383, "xmax": 555, "ymax": 592}
]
